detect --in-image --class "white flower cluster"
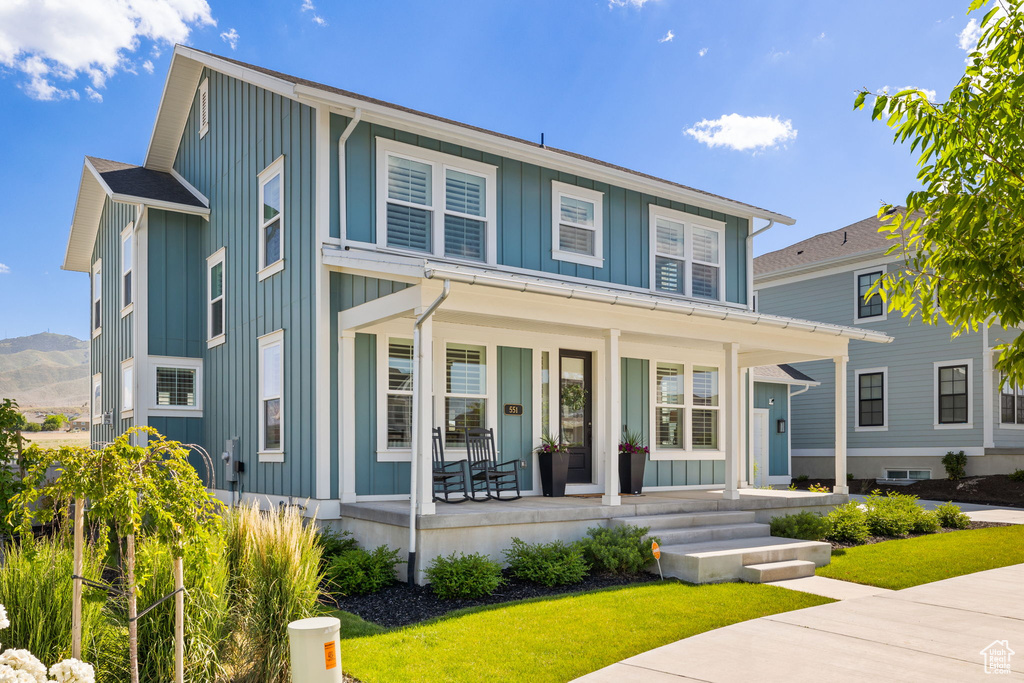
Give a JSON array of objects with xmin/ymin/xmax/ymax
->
[
  {"xmin": 48, "ymin": 660, "xmax": 94, "ymax": 683},
  {"xmin": 0, "ymin": 605, "xmax": 10, "ymax": 631},
  {"xmin": 0, "ymin": 650, "xmax": 47, "ymax": 683},
  {"xmin": 0, "ymin": 607, "xmax": 94, "ymax": 683},
  {"xmin": 0, "ymin": 663, "xmax": 40, "ymax": 683}
]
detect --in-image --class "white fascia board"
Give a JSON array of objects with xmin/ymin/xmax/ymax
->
[
  {"xmin": 143, "ymin": 51, "xmax": 206, "ymax": 170},
  {"xmin": 169, "ymin": 168, "xmax": 210, "ymax": 208},
  {"xmin": 63, "ymin": 164, "xmax": 106, "ymax": 272},
  {"xmin": 108, "ymin": 194, "xmax": 210, "ymax": 217}
]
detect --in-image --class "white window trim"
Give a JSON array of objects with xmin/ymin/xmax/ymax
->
[
  {"xmin": 374, "ymin": 137, "xmax": 498, "ymax": 266},
  {"xmin": 91, "ymin": 258, "xmax": 102, "ymax": 339},
  {"xmin": 649, "ymin": 358, "xmax": 725, "ymax": 461},
  {"xmin": 92, "ymin": 373, "xmax": 103, "ymax": 421},
  {"xmin": 257, "ymin": 156, "xmax": 286, "ymax": 281},
  {"xmin": 207, "ymin": 247, "xmax": 226, "ymax": 348},
  {"xmin": 149, "ymin": 356, "xmax": 203, "ymax": 418},
  {"xmin": 198, "ymin": 78, "xmax": 209, "ymax": 139},
  {"xmin": 934, "ymin": 358, "xmax": 973, "ymax": 430},
  {"xmin": 854, "ymin": 367, "xmax": 888, "ymax": 432},
  {"xmin": 882, "ymin": 468, "xmax": 932, "ymax": 481},
  {"xmin": 258, "ymin": 329, "xmax": 285, "ymax": 462},
  {"xmin": 551, "ymin": 181, "xmax": 605, "ymax": 268},
  {"xmin": 853, "ymin": 265, "xmax": 887, "ymax": 324},
  {"xmin": 120, "ymin": 358, "xmax": 134, "ymax": 417},
  {"xmin": 648, "ymin": 204, "xmax": 727, "ymax": 303},
  {"xmin": 997, "ymin": 372, "xmax": 1024, "ymax": 429},
  {"xmin": 120, "ymin": 223, "xmax": 134, "ymax": 318}
]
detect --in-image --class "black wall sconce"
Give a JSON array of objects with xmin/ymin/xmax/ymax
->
[{"xmin": 776, "ymin": 419, "xmax": 786, "ymax": 434}]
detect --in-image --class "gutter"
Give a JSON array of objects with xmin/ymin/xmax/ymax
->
[{"xmin": 746, "ymin": 219, "xmax": 775, "ymax": 309}]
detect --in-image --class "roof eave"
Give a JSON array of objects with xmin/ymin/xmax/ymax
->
[{"xmin": 754, "ymin": 247, "xmax": 898, "ymax": 284}]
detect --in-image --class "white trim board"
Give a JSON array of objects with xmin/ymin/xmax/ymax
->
[{"xmin": 793, "ymin": 447, "xmax": 985, "ymax": 457}]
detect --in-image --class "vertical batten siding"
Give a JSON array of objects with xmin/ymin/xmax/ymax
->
[
  {"xmin": 753, "ymin": 382, "xmax": 789, "ymax": 476},
  {"xmin": 90, "ymin": 197, "xmax": 136, "ymax": 446},
  {"xmin": 497, "ymin": 347, "xmax": 534, "ymax": 490},
  {"xmin": 147, "ymin": 210, "xmax": 205, "ymax": 357},
  {"xmin": 331, "ymin": 117, "xmax": 749, "ymax": 305},
  {"xmin": 174, "ymin": 68, "xmax": 318, "ymax": 498}
]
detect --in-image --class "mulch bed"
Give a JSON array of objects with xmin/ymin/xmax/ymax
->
[
  {"xmin": 793, "ymin": 476, "xmax": 1024, "ymax": 508},
  {"xmin": 827, "ymin": 520, "xmax": 1010, "ymax": 550},
  {"xmin": 332, "ymin": 568, "xmax": 659, "ymax": 629}
]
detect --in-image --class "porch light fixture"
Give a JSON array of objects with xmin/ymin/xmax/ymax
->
[{"xmin": 776, "ymin": 419, "xmax": 786, "ymax": 434}]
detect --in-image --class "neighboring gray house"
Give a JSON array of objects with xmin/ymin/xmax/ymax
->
[{"xmin": 755, "ymin": 212, "xmax": 1024, "ymax": 481}]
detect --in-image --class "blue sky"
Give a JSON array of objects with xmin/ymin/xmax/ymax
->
[{"xmin": 0, "ymin": 0, "xmax": 981, "ymax": 340}]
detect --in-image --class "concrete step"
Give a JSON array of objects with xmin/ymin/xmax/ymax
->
[
  {"xmin": 611, "ymin": 510, "xmax": 756, "ymax": 530},
  {"xmin": 654, "ymin": 523, "xmax": 770, "ymax": 546},
  {"xmin": 740, "ymin": 559, "xmax": 816, "ymax": 583},
  {"xmin": 657, "ymin": 537, "xmax": 832, "ymax": 584}
]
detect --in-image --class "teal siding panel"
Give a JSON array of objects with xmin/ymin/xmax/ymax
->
[
  {"xmin": 754, "ymin": 382, "xmax": 790, "ymax": 476},
  {"xmin": 148, "ymin": 416, "xmax": 206, "ymax": 483},
  {"xmin": 713, "ymin": 460, "xmax": 725, "ymax": 483},
  {"xmin": 498, "ymin": 347, "xmax": 533, "ymax": 490},
  {"xmin": 147, "ymin": 210, "xmax": 205, "ymax": 358},
  {"xmin": 685, "ymin": 461, "xmax": 700, "ymax": 485}
]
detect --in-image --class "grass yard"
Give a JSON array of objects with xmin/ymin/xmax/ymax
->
[
  {"xmin": 818, "ymin": 525, "xmax": 1024, "ymax": 590},
  {"xmin": 337, "ymin": 581, "xmax": 831, "ymax": 683}
]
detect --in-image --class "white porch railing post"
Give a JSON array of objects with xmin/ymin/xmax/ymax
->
[
  {"xmin": 602, "ymin": 329, "xmax": 621, "ymax": 507},
  {"xmin": 834, "ymin": 354, "xmax": 849, "ymax": 494},
  {"xmin": 339, "ymin": 329, "xmax": 357, "ymax": 503},
  {"xmin": 417, "ymin": 316, "xmax": 437, "ymax": 516},
  {"xmin": 723, "ymin": 342, "xmax": 741, "ymax": 500}
]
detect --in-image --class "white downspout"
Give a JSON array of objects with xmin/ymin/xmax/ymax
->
[
  {"xmin": 407, "ymin": 280, "xmax": 451, "ymax": 585},
  {"xmin": 746, "ymin": 219, "xmax": 775, "ymax": 309},
  {"xmin": 337, "ymin": 108, "xmax": 362, "ymax": 245}
]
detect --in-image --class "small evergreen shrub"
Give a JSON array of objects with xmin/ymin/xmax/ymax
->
[
  {"xmin": 934, "ymin": 502, "xmax": 971, "ymax": 529},
  {"xmin": 823, "ymin": 502, "xmax": 869, "ymax": 544},
  {"xmin": 1009, "ymin": 469, "xmax": 1024, "ymax": 483},
  {"xmin": 769, "ymin": 511, "xmax": 828, "ymax": 541},
  {"xmin": 911, "ymin": 509, "xmax": 941, "ymax": 534},
  {"xmin": 579, "ymin": 524, "xmax": 658, "ymax": 575},
  {"xmin": 425, "ymin": 552, "xmax": 504, "ymax": 599},
  {"xmin": 503, "ymin": 538, "xmax": 589, "ymax": 587},
  {"xmin": 863, "ymin": 490, "xmax": 938, "ymax": 537},
  {"xmin": 327, "ymin": 545, "xmax": 402, "ymax": 596},
  {"xmin": 942, "ymin": 450, "xmax": 968, "ymax": 480},
  {"xmin": 316, "ymin": 526, "xmax": 358, "ymax": 561},
  {"xmin": 794, "ymin": 475, "xmax": 809, "ymax": 483}
]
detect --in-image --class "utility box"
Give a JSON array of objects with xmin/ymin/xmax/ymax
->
[
  {"xmin": 222, "ymin": 437, "xmax": 240, "ymax": 483},
  {"xmin": 288, "ymin": 616, "xmax": 342, "ymax": 683}
]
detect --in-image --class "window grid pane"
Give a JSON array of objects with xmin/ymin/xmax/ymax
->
[
  {"xmin": 262, "ymin": 174, "xmax": 281, "ymax": 222},
  {"xmin": 156, "ymin": 368, "xmax": 195, "ymax": 406},
  {"xmin": 386, "ymin": 204, "xmax": 431, "ymax": 252},
  {"xmin": 858, "ymin": 272, "xmax": 883, "ymax": 318},
  {"xmin": 445, "ymin": 169, "xmax": 485, "ymax": 217},
  {"xmin": 264, "ymin": 398, "xmax": 281, "ymax": 450},
  {"xmin": 655, "ymin": 218, "xmax": 685, "ymax": 258},
  {"xmin": 655, "ymin": 256, "xmax": 685, "ymax": 294},
  {"xmin": 262, "ymin": 344, "xmax": 281, "ymax": 399},
  {"xmin": 691, "ymin": 263, "xmax": 719, "ymax": 300},
  {"xmin": 388, "ymin": 340, "xmax": 414, "ymax": 392},
  {"xmin": 558, "ymin": 224, "xmax": 595, "ymax": 256},
  {"xmin": 445, "ymin": 398, "xmax": 485, "ymax": 447},
  {"xmin": 264, "ymin": 219, "xmax": 281, "ymax": 266},
  {"xmin": 446, "ymin": 344, "xmax": 486, "ymax": 395},
  {"xmin": 386, "ymin": 395, "xmax": 412, "ymax": 448},
  {"xmin": 656, "ymin": 407, "xmax": 684, "ymax": 448},
  {"xmin": 559, "ymin": 195, "xmax": 594, "ymax": 227},
  {"xmin": 938, "ymin": 364, "xmax": 968, "ymax": 424},
  {"xmin": 692, "ymin": 408, "xmax": 718, "ymax": 449},
  {"xmin": 858, "ymin": 372, "xmax": 884, "ymax": 427},
  {"xmin": 656, "ymin": 363, "xmax": 685, "ymax": 406},
  {"xmin": 691, "ymin": 227, "xmax": 719, "ymax": 264},
  {"xmin": 692, "ymin": 367, "xmax": 719, "ymax": 407},
  {"xmin": 211, "ymin": 299, "xmax": 223, "ymax": 338},
  {"xmin": 443, "ymin": 215, "xmax": 485, "ymax": 261},
  {"xmin": 211, "ymin": 262, "xmax": 223, "ymax": 299},
  {"xmin": 387, "ymin": 156, "xmax": 431, "ymax": 206}
]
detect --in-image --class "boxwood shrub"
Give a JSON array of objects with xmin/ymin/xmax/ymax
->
[
  {"xmin": 769, "ymin": 511, "xmax": 828, "ymax": 541},
  {"xmin": 823, "ymin": 502, "xmax": 869, "ymax": 544},
  {"xmin": 503, "ymin": 538, "xmax": 589, "ymax": 587},
  {"xmin": 425, "ymin": 552, "xmax": 504, "ymax": 599},
  {"xmin": 579, "ymin": 524, "xmax": 658, "ymax": 575},
  {"xmin": 934, "ymin": 501, "xmax": 971, "ymax": 529},
  {"xmin": 326, "ymin": 545, "xmax": 402, "ymax": 596}
]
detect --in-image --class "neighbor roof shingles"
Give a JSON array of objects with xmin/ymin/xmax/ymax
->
[
  {"xmin": 87, "ymin": 156, "xmax": 205, "ymax": 208},
  {"xmin": 752, "ymin": 364, "xmax": 818, "ymax": 384}
]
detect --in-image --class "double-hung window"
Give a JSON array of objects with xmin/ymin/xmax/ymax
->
[
  {"xmin": 650, "ymin": 206, "xmax": 725, "ymax": 301},
  {"xmin": 92, "ymin": 373, "xmax": 102, "ymax": 421},
  {"xmin": 655, "ymin": 363, "xmax": 686, "ymax": 450},
  {"xmin": 650, "ymin": 361, "xmax": 722, "ymax": 458},
  {"xmin": 691, "ymin": 366, "xmax": 720, "ymax": 450},
  {"xmin": 386, "ymin": 338, "xmax": 414, "ymax": 448},
  {"xmin": 1000, "ymin": 374, "xmax": 1024, "ymax": 425},
  {"xmin": 856, "ymin": 368, "xmax": 887, "ymax": 430},
  {"xmin": 376, "ymin": 138, "xmax": 497, "ymax": 264},
  {"xmin": 936, "ymin": 361, "xmax": 970, "ymax": 426},
  {"xmin": 444, "ymin": 343, "xmax": 487, "ymax": 448},
  {"xmin": 551, "ymin": 181, "xmax": 604, "ymax": 268},
  {"xmin": 121, "ymin": 225, "xmax": 133, "ymax": 314},
  {"xmin": 854, "ymin": 267, "xmax": 885, "ymax": 321},
  {"xmin": 92, "ymin": 260, "xmax": 102, "ymax": 337},
  {"xmin": 207, "ymin": 248, "xmax": 226, "ymax": 346},
  {"xmin": 258, "ymin": 157, "xmax": 285, "ymax": 279},
  {"xmin": 259, "ymin": 330, "xmax": 285, "ymax": 460},
  {"xmin": 121, "ymin": 359, "xmax": 134, "ymax": 415}
]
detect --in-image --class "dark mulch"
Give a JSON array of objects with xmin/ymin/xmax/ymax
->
[
  {"xmin": 827, "ymin": 520, "xmax": 1010, "ymax": 550},
  {"xmin": 332, "ymin": 568, "xmax": 660, "ymax": 629},
  {"xmin": 793, "ymin": 476, "xmax": 1024, "ymax": 508}
]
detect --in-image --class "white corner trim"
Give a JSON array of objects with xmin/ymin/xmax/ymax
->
[
  {"xmin": 852, "ymin": 265, "xmax": 887, "ymax": 325},
  {"xmin": 198, "ymin": 77, "xmax": 209, "ymax": 139},
  {"xmin": 551, "ymin": 180, "xmax": 604, "ymax": 268}
]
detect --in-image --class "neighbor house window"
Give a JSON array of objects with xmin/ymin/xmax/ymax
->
[
  {"xmin": 376, "ymin": 138, "xmax": 496, "ymax": 264},
  {"xmin": 445, "ymin": 343, "xmax": 487, "ymax": 447},
  {"xmin": 121, "ymin": 360, "xmax": 134, "ymax": 414},
  {"xmin": 386, "ymin": 338, "xmax": 414, "ymax": 448},
  {"xmin": 258, "ymin": 330, "xmax": 284, "ymax": 458},
  {"xmin": 691, "ymin": 366, "xmax": 720, "ymax": 449},
  {"xmin": 885, "ymin": 469, "xmax": 930, "ymax": 480},
  {"xmin": 198, "ymin": 78, "xmax": 209, "ymax": 139},
  {"xmin": 1000, "ymin": 374, "xmax": 1024, "ymax": 425},
  {"xmin": 92, "ymin": 374, "xmax": 102, "ymax": 421},
  {"xmin": 551, "ymin": 181, "xmax": 604, "ymax": 268},
  {"xmin": 121, "ymin": 225, "xmax": 133, "ymax": 313},
  {"xmin": 655, "ymin": 363, "xmax": 686, "ymax": 450},
  {"xmin": 207, "ymin": 248, "xmax": 226, "ymax": 346},
  {"xmin": 258, "ymin": 157, "xmax": 284, "ymax": 279},
  {"xmin": 856, "ymin": 369, "xmax": 887, "ymax": 429},
  {"xmin": 855, "ymin": 268, "xmax": 885, "ymax": 320},
  {"xmin": 937, "ymin": 362, "xmax": 969, "ymax": 425},
  {"xmin": 650, "ymin": 207, "xmax": 725, "ymax": 301},
  {"xmin": 92, "ymin": 260, "xmax": 102, "ymax": 336},
  {"xmin": 156, "ymin": 367, "xmax": 196, "ymax": 407}
]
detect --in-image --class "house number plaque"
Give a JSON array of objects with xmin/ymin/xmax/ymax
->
[{"xmin": 503, "ymin": 404, "xmax": 524, "ymax": 416}]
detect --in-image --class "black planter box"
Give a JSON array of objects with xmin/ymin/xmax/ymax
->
[
  {"xmin": 538, "ymin": 452, "xmax": 569, "ymax": 497},
  {"xmin": 619, "ymin": 451, "xmax": 647, "ymax": 495}
]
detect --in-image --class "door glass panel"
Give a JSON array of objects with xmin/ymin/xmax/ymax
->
[{"xmin": 560, "ymin": 356, "xmax": 586, "ymax": 447}]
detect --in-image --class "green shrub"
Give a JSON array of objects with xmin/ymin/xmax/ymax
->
[
  {"xmin": 579, "ymin": 524, "xmax": 657, "ymax": 575},
  {"xmin": 934, "ymin": 502, "xmax": 971, "ymax": 529},
  {"xmin": 794, "ymin": 474, "xmax": 809, "ymax": 483},
  {"xmin": 316, "ymin": 525, "xmax": 358, "ymax": 562},
  {"xmin": 911, "ymin": 509, "xmax": 941, "ymax": 534},
  {"xmin": 823, "ymin": 502, "xmax": 869, "ymax": 544},
  {"xmin": 1009, "ymin": 469, "xmax": 1024, "ymax": 483},
  {"xmin": 769, "ymin": 511, "xmax": 828, "ymax": 541},
  {"xmin": 24, "ymin": 422, "xmax": 41, "ymax": 433},
  {"xmin": 942, "ymin": 450, "xmax": 968, "ymax": 480},
  {"xmin": 326, "ymin": 545, "xmax": 402, "ymax": 596},
  {"xmin": 425, "ymin": 552, "xmax": 504, "ymax": 599},
  {"xmin": 864, "ymin": 490, "xmax": 938, "ymax": 537},
  {"xmin": 503, "ymin": 538, "xmax": 590, "ymax": 587}
]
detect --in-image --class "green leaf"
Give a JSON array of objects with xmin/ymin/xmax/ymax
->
[{"xmin": 854, "ymin": 91, "xmax": 867, "ymax": 109}]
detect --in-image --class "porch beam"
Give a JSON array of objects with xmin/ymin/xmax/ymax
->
[
  {"xmin": 338, "ymin": 283, "xmax": 437, "ymax": 331},
  {"xmin": 603, "ymin": 329, "xmax": 621, "ymax": 507},
  {"xmin": 723, "ymin": 342, "xmax": 741, "ymax": 500},
  {"xmin": 833, "ymin": 354, "xmax": 849, "ymax": 494},
  {"xmin": 339, "ymin": 331, "xmax": 357, "ymax": 503}
]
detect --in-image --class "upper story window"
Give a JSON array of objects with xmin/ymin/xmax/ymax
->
[
  {"xmin": 854, "ymin": 267, "xmax": 886, "ymax": 322},
  {"xmin": 650, "ymin": 206, "xmax": 725, "ymax": 302},
  {"xmin": 1000, "ymin": 374, "xmax": 1024, "ymax": 425},
  {"xmin": 198, "ymin": 78, "xmax": 209, "ymax": 139},
  {"xmin": 120, "ymin": 224, "xmax": 133, "ymax": 314},
  {"xmin": 935, "ymin": 360, "xmax": 971, "ymax": 427},
  {"xmin": 376, "ymin": 138, "xmax": 497, "ymax": 265},
  {"xmin": 551, "ymin": 181, "xmax": 604, "ymax": 268},
  {"xmin": 121, "ymin": 360, "xmax": 134, "ymax": 415},
  {"xmin": 258, "ymin": 156, "xmax": 285, "ymax": 280},
  {"xmin": 856, "ymin": 368, "xmax": 887, "ymax": 430},
  {"xmin": 91, "ymin": 259, "xmax": 102, "ymax": 338},
  {"xmin": 259, "ymin": 329, "xmax": 285, "ymax": 460},
  {"xmin": 207, "ymin": 248, "xmax": 226, "ymax": 347},
  {"xmin": 156, "ymin": 367, "xmax": 197, "ymax": 407}
]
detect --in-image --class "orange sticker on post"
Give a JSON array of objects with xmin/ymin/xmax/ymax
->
[
  {"xmin": 652, "ymin": 541, "xmax": 660, "ymax": 560},
  {"xmin": 324, "ymin": 641, "xmax": 338, "ymax": 670}
]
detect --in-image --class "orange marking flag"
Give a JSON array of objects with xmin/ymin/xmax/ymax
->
[{"xmin": 652, "ymin": 541, "xmax": 661, "ymax": 560}]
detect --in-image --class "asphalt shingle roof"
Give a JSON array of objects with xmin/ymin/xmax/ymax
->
[
  {"xmin": 88, "ymin": 157, "xmax": 205, "ymax": 208},
  {"xmin": 752, "ymin": 364, "xmax": 818, "ymax": 384}
]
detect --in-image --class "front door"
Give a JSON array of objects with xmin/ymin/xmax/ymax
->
[{"xmin": 560, "ymin": 350, "xmax": 593, "ymax": 484}]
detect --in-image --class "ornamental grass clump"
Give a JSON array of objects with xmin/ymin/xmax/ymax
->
[{"xmin": 503, "ymin": 538, "xmax": 590, "ymax": 587}]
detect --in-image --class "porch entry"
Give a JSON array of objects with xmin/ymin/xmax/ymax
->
[{"xmin": 560, "ymin": 349, "xmax": 593, "ymax": 484}]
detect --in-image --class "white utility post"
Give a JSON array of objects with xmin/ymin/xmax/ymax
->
[
  {"xmin": 339, "ymin": 330, "xmax": 357, "ymax": 503},
  {"xmin": 416, "ymin": 314, "xmax": 436, "ymax": 516},
  {"xmin": 723, "ymin": 342, "xmax": 741, "ymax": 500},
  {"xmin": 603, "ymin": 329, "xmax": 621, "ymax": 507},
  {"xmin": 833, "ymin": 354, "xmax": 849, "ymax": 494}
]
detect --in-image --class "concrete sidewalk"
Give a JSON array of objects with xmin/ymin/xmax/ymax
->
[{"xmin": 575, "ymin": 563, "xmax": 1024, "ymax": 681}]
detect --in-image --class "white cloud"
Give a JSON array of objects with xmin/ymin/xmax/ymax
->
[
  {"xmin": 685, "ymin": 114, "xmax": 797, "ymax": 152},
  {"xmin": 958, "ymin": 18, "xmax": 982, "ymax": 51},
  {"xmin": 0, "ymin": 0, "xmax": 215, "ymax": 102},
  {"xmin": 767, "ymin": 48, "xmax": 790, "ymax": 62},
  {"xmin": 697, "ymin": 47, "xmax": 708, "ymax": 57},
  {"xmin": 220, "ymin": 27, "xmax": 239, "ymax": 49},
  {"xmin": 816, "ymin": 32, "xmax": 826, "ymax": 41},
  {"xmin": 142, "ymin": 60, "xmax": 154, "ymax": 73},
  {"xmin": 300, "ymin": 0, "xmax": 326, "ymax": 25},
  {"xmin": 85, "ymin": 86, "xmax": 102, "ymax": 102},
  {"xmin": 312, "ymin": 14, "xmax": 327, "ymax": 26},
  {"xmin": 878, "ymin": 85, "xmax": 936, "ymax": 102},
  {"xmin": 0, "ymin": 264, "xmax": 9, "ymax": 274},
  {"xmin": 608, "ymin": 0, "xmax": 660, "ymax": 8},
  {"xmin": 658, "ymin": 30, "xmax": 674, "ymax": 43}
]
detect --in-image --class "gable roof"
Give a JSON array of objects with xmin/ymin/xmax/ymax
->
[
  {"xmin": 754, "ymin": 210, "xmax": 904, "ymax": 280},
  {"xmin": 751, "ymin": 364, "xmax": 819, "ymax": 386},
  {"xmin": 87, "ymin": 157, "xmax": 206, "ymax": 208},
  {"xmin": 145, "ymin": 45, "xmax": 795, "ymax": 226}
]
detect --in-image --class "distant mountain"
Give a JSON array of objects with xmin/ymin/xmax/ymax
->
[{"xmin": 0, "ymin": 333, "xmax": 89, "ymax": 410}]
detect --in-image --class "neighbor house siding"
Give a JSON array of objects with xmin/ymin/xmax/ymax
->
[
  {"xmin": 90, "ymin": 197, "xmax": 136, "ymax": 445},
  {"xmin": 173, "ymin": 67, "xmax": 319, "ymax": 498},
  {"xmin": 988, "ymin": 323, "xmax": 1024, "ymax": 448},
  {"xmin": 753, "ymin": 381, "xmax": 789, "ymax": 477},
  {"xmin": 331, "ymin": 117, "xmax": 750, "ymax": 305}
]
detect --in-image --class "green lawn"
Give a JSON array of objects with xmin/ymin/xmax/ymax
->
[
  {"xmin": 336, "ymin": 582, "xmax": 831, "ymax": 683},
  {"xmin": 818, "ymin": 525, "xmax": 1024, "ymax": 590}
]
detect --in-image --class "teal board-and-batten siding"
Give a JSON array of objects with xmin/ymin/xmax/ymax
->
[
  {"xmin": 497, "ymin": 347, "xmax": 534, "ymax": 489},
  {"xmin": 147, "ymin": 209, "xmax": 205, "ymax": 358},
  {"xmin": 90, "ymin": 197, "xmax": 136, "ymax": 446},
  {"xmin": 173, "ymin": 66, "xmax": 319, "ymax": 498},
  {"xmin": 330, "ymin": 116, "xmax": 749, "ymax": 305},
  {"xmin": 753, "ymin": 382, "xmax": 790, "ymax": 477}
]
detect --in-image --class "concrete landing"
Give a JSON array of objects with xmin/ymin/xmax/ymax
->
[{"xmin": 764, "ymin": 575, "xmax": 894, "ymax": 600}]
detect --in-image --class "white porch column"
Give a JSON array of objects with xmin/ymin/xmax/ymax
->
[
  {"xmin": 339, "ymin": 330, "xmax": 357, "ymax": 503},
  {"xmin": 983, "ymin": 326, "xmax": 995, "ymax": 449},
  {"xmin": 416, "ymin": 314, "xmax": 436, "ymax": 516},
  {"xmin": 834, "ymin": 354, "xmax": 849, "ymax": 494},
  {"xmin": 723, "ymin": 343, "xmax": 740, "ymax": 500},
  {"xmin": 740, "ymin": 368, "xmax": 751, "ymax": 488},
  {"xmin": 603, "ymin": 329, "xmax": 621, "ymax": 507}
]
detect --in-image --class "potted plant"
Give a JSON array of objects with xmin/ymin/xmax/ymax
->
[
  {"xmin": 618, "ymin": 429, "xmax": 648, "ymax": 495},
  {"xmin": 535, "ymin": 433, "xmax": 570, "ymax": 497}
]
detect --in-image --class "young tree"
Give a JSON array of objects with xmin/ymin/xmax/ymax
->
[
  {"xmin": 42, "ymin": 414, "xmax": 67, "ymax": 431},
  {"xmin": 855, "ymin": 0, "xmax": 1024, "ymax": 384}
]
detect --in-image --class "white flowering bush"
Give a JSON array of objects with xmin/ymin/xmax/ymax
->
[{"xmin": 0, "ymin": 606, "xmax": 93, "ymax": 683}]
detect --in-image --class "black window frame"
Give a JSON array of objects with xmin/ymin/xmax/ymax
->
[
  {"xmin": 857, "ymin": 270, "xmax": 883, "ymax": 319},
  {"xmin": 937, "ymin": 364, "xmax": 969, "ymax": 425},
  {"xmin": 857, "ymin": 371, "xmax": 885, "ymax": 427},
  {"xmin": 999, "ymin": 374, "xmax": 1024, "ymax": 425}
]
